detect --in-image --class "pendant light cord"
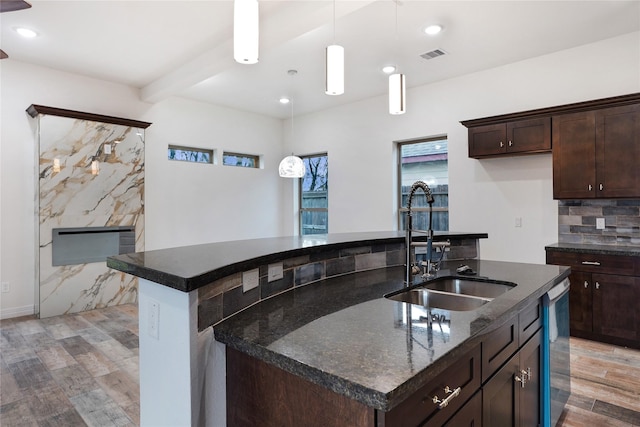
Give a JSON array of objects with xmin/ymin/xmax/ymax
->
[{"xmin": 333, "ymin": 0, "xmax": 336, "ymax": 43}]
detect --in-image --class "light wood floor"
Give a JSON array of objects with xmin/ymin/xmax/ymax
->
[{"xmin": 1, "ymin": 304, "xmax": 639, "ymax": 426}]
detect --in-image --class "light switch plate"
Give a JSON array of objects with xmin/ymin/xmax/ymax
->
[
  {"xmin": 242, "ymin": 268, "xmax": 260, "ymax": 292},
  {"xmin": 268, "ymin": 263, "xmax": 283, "ymax": 282},
  {"xmin": 596, "ymin": 217, "xmax": 605, "ymax": 230}
]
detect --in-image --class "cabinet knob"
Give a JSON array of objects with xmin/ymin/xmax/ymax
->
[
  {"xmin": 584, "ymin": 281, "xmax": 589, "ymax": 288},
  {"xmin": 500, "ymin": 141, "xmax": 504, "ymax": 148},
  {"xmin": 595, "ymin": 282, "xmax": 600, "ymax": 290},
  {"xmin": 588, "ymin": 184, "xmax": 593, "ymax": 191},
  {"xmin": 508, "ymin": 140, "xmax": 513, "ymax": 147},
  {"xmin": 599, "ymin": 183, "xmax": 604, "ymax": 191}
]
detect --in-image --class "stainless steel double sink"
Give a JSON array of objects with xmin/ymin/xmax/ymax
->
[{"xmin": 385, "ymin": 277, "xmax": 516, "ymax": 311}]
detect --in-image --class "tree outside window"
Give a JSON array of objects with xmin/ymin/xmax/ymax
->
[{"xmin": 299, "ymin": 154, "xmax": 328, "ymax": 235}]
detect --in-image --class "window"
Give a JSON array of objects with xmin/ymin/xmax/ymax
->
[
  {"xmin": 398, "ymin": 137, "xmax": 449, "ymax": 231},
  {"xmin": 168, "ymin": 145, "xmax": 213, "ymax": 164},
  {"xmin": 299, "ymin": 154, "xmax": 328, "ymax": 235},
  {"xmin": 222, "ymin": 152, "xmax": 259, "ymax": 168}
]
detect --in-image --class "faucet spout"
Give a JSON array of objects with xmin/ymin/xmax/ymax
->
[{"xmin": 405, "ymin": 181, "xmax": 435, "ymax": 287}]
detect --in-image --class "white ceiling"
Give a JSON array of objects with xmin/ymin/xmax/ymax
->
[{"xmin": 2, "ymin": 1, "xmax": 639, "ymax": 119}]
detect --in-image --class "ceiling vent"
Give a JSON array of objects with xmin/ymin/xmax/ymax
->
[{"xmin": 420, "ymin": 49, "xmax": 447, "ymax": 60}]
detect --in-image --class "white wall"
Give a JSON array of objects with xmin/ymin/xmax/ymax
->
[
  {"xmin": 2, "ymin": 32, "xmax": 638, "ymax": 318},
  {"xmin": 282, "ymin": 32, "xmax": 640, "ymax": 264},
  {"xmin": 143, "ymin": 97, "xmax": 284, "ymax": 250},
  {"xmin": 0, "ymin": 61, "xmax": 283, "ymax": 318}
]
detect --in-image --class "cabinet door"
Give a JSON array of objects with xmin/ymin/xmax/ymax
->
[
  {"xmin": 595, "ymin": 104, "xmax": 640, "ymax": 197},
  {"xmin": 468, "ymin": 123, "xmax": 506, "ymax": 158},
  {"xmin": 592, "ymin": 274, "xmax": 640, "ymax": 343},
  {"xmin": 552, "ymin": 111, "xmax": 596, "ymax": 199},
  {"xmin": 441, "ymin": 390, "xmax": 482, "ymax": 427},
  {"xmin": 518, "ymin": 330, "xmax": 541, "ymax": 427},
  {"xmin": 506, "ymin": 117, "xmax": 551, "ymax": 154},
  {"xmin": 569, "ymin": 271, "xmax": 593, "ymax": 335},
  {"xmin": 482, "ymin": 351, "xmax": 519, "ymax": 427}
]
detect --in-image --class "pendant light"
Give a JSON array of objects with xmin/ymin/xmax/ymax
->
[
  {"xmin": 234, "ymin": 0, "xmax": 259, "ymax": 64},
  {"xmin": 389, "ymin": 0, "xmax": 406, "ymax": 115},
  {"xmin": 325, "ymin": 0, "xmax": 344, "ymax": 95},
  {"xmin": 389, "ymin": 72, "xmax": 406, "ymax": 115},
  {"xmin": 279, "ymin": 71, "xmax": 306, "ymax": 178}
]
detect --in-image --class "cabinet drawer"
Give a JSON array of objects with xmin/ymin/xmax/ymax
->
[
  {"xmin": 383, "ymin": 345, "xmax": 481, "ymax": 427},
  {"xmin": 546, "ymin": 250, "xmax": 638, "ymax": 276},
  {"xmin": 519, "ymin": 299, "xmax": 542, "ymax": 345},
  {"xmin": 482, "ymin": 315, "xmax": 519, "ymax": 383}
]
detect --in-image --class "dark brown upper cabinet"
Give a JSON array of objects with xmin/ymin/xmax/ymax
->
[
  {"xmin": 462, "ymin": 93, "xmax": 640, "ymax": 198},
  {"xmin": 467, "ymin": 117, "xmax": 551, "ymax": 159},
  {"xmin": 553, "ymin": 103, "xmax": 640, "ymax": 199}
]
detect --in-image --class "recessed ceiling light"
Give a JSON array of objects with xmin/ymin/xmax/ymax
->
[
  {"xmin": 382, "ymin": 65, "xmax": 396, "ymax": 74},
  {"xmin": 424, "ymin": 24, "xmax": 443, "ymax": 36},
  {"xmin": 279, "ymin": 97, "xmax": 290, "ymax": 104},
  {"xmin": 15, "ymin": 27, "xmax": 38, "ymax": 38}
]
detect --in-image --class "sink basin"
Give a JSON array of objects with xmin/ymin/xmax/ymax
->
[
  {"xmin": 423, "ymin": 277, "xmax": 515, "ymax": 299},
  {"xmin": 386, "ymin": 289, "xmax": 490, "ymax": 311},
  {"xmin": 384, "ymin": 277, "xmax": 516, "ymax": 311}
]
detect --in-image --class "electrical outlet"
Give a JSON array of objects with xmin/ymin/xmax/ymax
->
[
  {"xmin": 242, "ymin": 269, "xmax": 259, "ymax": 292},
  {"xmin": 1, "ymin": 282, "xmax": 9, "ymax": 293},
  {"xmin": 149, "ymin": 299, "xmax": 159, "ymax": 339},
  {"xmin": 596, "ymin": 217, "xmax": 605, "ymax": 230},
  {"xmin": 103, "ymin": 144, "xmax": 112, "ymax": 154},
  {"xmin": 267, "ymin": 263, "xmax": 283, "ymax": 282}
]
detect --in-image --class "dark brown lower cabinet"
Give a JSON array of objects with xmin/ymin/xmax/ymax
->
[
  {"xmin": 482, "ymin": 329, "xmax": 541, "ymax": 427},
  {"xmin": 546, "ymin": 249, "xmax": 640, "ymax": 349},
  {"xmin": 443, "ymin": 391, "xmax": 482, "ymax": 427}
]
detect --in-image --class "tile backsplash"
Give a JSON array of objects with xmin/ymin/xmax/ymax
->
[{"xmin": 558, "ymin": 199, "xmax": 640, "ymax": 246}]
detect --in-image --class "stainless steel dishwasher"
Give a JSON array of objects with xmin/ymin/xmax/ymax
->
[{"xmin": 542, "ymin": 278, "xmax": 571, "ymax": 427}]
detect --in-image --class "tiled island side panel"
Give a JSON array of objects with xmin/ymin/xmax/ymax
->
[{"xmin": 197, "ymin": 238, "xmax": 479, "ymax": 331}]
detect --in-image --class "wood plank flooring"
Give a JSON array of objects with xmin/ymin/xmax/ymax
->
[
  {"xmin": 1, "ymin": 305, "xmax": 139, "ymax": 426},
  {"xmin": 1, "ymin": 304, "xmax": 639, "ymax": 426}
]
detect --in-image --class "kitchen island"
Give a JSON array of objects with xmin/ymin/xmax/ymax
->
[{"xmin": 107, "ymin": 231, "xmax": 569, "ymax": 426}]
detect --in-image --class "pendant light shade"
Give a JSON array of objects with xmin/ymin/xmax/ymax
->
[
  {"xmin": 389, "ymin": 73, "xmax": 406, "ymax": 115},
  {"xmin": 234, "ymin": 0, "xmax": 259, "ymax": 64},
  {"xmin": 279, "ymin": 155, "xmax": 305, "ymax": 178},
  {"xmin": 325, "ymin": 44, "xmax": 344, "ymax": 95}
]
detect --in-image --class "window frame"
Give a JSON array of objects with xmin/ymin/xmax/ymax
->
[
  {"xmin": 222, "ymin": 151, "xmax": 260, "ymax": 169},
  {"xmin": 298, "ymin": 153, "xmax": 329, "ymax": 236},
  {"xmin": 168, "ymin": 144, "xmax": 213, "ymax": 164},
  {"xmin": 397, "ymin": 136, "xmax": 449, "ymax": 231}
]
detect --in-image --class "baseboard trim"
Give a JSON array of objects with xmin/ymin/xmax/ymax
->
[{"xmin": 1, "ymin": 305, "xmax": 35, "ymax": 320}]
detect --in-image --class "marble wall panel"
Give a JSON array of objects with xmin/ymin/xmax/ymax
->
[{"xmin": 36, "ymin": 115, "xmax": 144, "ymax": 318}]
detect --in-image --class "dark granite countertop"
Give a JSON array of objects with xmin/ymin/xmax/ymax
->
[
  {"xmin": 214, "ymin": 259, "xmax": 570, "ymax": 412},
  {"xmin": 546, "ymin": 242, "xmax": 640, "ymax": 257},
  {"xmin": 107, "ymin": 231, "xmax": 487, "ymax": 292}
]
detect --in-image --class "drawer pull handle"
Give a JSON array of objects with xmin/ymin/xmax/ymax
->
[
  {"xmin": 584, "ymin": 281, "xmax": 589, "ymax": 288},
  {"xmin": 595, "ymin": 282, "xmax": 600, "ymax": 290},
  {"xmin": 432, "ymin": 386, "xmax": 461, "ymax": 409},
  {"xmin": 581, "ymin": 261, "xmax": 601, "ymax": 266},
  {"xmin": 588, "ymin": 184, "xmax": 593, "ymax": 191}
]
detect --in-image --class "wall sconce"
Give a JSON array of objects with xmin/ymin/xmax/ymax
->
[
  {"xmin": 53, "ymin": 158, "xmax": 61, "ymax": 173},
  {"xmin": 91, "ymin": 159, "xmax": 100, "ymax": 175}
]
